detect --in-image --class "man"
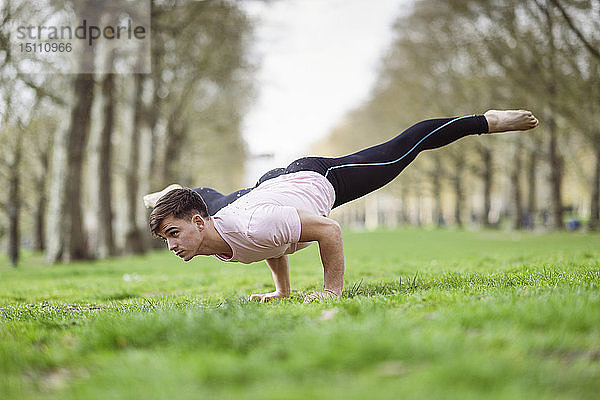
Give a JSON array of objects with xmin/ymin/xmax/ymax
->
[{"xmin": 145, "ymin": 110, "xmax": 539, "ymax": 303}]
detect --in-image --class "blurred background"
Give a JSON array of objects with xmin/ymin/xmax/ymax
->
[{"xmin": 0, "ymin": 0, "xmax": 599, "ymax": 266}]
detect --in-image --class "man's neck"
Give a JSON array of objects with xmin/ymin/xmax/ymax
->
[{"xmin": 200, "ymin": 219, "xmax": 233, "ymax": 258}]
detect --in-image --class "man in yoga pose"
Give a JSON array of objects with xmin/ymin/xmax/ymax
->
[{"xmin": 145, "ymin": 110, "xmax": 539, "ymax": 303}]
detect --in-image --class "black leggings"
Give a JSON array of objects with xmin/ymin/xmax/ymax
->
[{"xmin": 195, "ymin": 115, "xmax": 489, "ymax": 214}]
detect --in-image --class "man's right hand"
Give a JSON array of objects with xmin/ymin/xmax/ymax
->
[{"xmin": 249, "ymin": 291, "xmax": 290, "ymax": 303}]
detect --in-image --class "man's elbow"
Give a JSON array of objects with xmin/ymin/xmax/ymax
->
[{"xmin": 324, "ymin": 219, "xmax": 342, "ymax": 240}]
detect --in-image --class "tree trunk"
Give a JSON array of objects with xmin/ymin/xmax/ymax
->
[
  {"xmin": 139, "ymin": 114, "xmax": 155, "ymax": 249},
  {"xmin": 453, "ymin": 156, "xmax": 465, "ymax": 228},
  {"xmin": 98, "ymin": 53, "xmax": 117, "ymax": 257},
  {"xmin": 149, "ymin": 11, "xmax": 164, "ymax": 184},
  {"xmin": 590, "ymin": 146, "xmax": 600, "ymax": 231},
  {"xmin": 431, "ymin": 155, "xmax": 443, "ymax": 227},
  {"xmin": 399, "ymin": 184, "xmax": 408, "ymax": 224},
  {"xmin": 526, "ymin": 147, "xmax": 538, "ymax": 230},
  {"xmin": 162, "ymin": 112, "xmax": 186, "ymax": 185},
  {"xmin": 511, "ymin": 140, "xmax": 523, "ymax": 230},
  {"xmin": 481, "ymin": 147, "xmax": 493, "ymax": 228},
  {"xmin": 145, "ymin": 34, "xmax": 165, "ymax": 249},
  {"xmin": 46, "ymin": 116, "xmax": 69, "ymax": 263},
  {"xmin": 124, "ymin": 73, "xmax": 147, "ymax": 254},
  {"xmin": 7, "ymin": 130, "xmax": 22, "ymax": 266},
  {"xmin": 541, "ymin": 2, "xmax": 564, "ymax": 230},
  {"xmin": 415, "ymin": 176, "xmax": 422, "ymax": 227},
  {"xmin": 33, "ymin": 149, "xmax": 48, "ymax": 252},
  {"xmin": 63, "ymin": 73, "xmax": 95, "ymax": 261},
  {"xmin": 34, "ymin": 196, "xmax": 46, "ymax": 252},
  {"xmin": 548, "ymin": 115, "xmax": 564, "ymax": 230},
  {"xmin": 45, "ymin": 4, "xmax": 96, "ymax": 263}
]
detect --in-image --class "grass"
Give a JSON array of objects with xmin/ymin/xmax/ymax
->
[{"xmin": 0, "ymin": 227, "xmax": 599, "ymax": 399}]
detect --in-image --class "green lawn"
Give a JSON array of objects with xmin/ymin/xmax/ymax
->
[{"xmin": 1, "ymin": 228, "xmax": 599, "ymax": 399}]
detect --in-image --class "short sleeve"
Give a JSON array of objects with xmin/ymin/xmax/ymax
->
[{"xmin": 247, "ymin": 205, "xmax": 301, "ymax": 248}]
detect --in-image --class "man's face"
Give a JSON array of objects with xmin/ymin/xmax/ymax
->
[{"xmin": 157, "ymin": 214, "xmax": 205, "ymax": 261}]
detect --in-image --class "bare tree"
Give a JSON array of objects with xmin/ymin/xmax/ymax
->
[
  {"xmin": 3, "ymin": 101, "xmax": 23, "ymax": 266},
  {"xmin": 98, "ymin": 51, "xmax": 117, "ymax": 257},
  {"xmin": 124, "ymin": 70, "xmax": 148, "ymax": 254},
  {"xmin": 511, "ymin": 139, "xmax": 524, "ymax": 229},
  {"xmin": 549, "ymin": 0, "xmax": 600, "ymax": 60}
]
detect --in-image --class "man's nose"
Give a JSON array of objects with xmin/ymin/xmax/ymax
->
[{"xmin": 167, "ymin": 239, "xmax": 177, "ymax": 251}]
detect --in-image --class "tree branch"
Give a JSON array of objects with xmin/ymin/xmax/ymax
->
[
  {"xmin": 549, "ymin": 0, "xmax": 600, "ymax": 60},
  {"xmin": 19, "ymin": 77, "xmax": 67, "ymax": 106}
]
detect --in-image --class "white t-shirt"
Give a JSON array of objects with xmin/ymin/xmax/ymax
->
[{"xmin": 212, "ymin": 171, "xmax": 335, "ymax": 264}]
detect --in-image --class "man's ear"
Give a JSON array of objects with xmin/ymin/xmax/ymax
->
[{"xmin": 192, "ymin": 214, "xmax": 205, "ymax": 230}]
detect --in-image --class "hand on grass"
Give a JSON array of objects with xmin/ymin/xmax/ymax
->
[
  {"xmin": 303, "ymin": 290, "xmax": 340, "ymax": 304},
  {"xmin": 249, "ymin": 291, "xmax": 289, "ymax": 303}
]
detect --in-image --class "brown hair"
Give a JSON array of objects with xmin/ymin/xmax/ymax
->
[{"xmin": 149, "ymin": 188, "xmax": 209, "ymax": 237}]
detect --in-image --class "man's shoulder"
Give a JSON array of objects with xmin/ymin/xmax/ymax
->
[{"xmin": 212, "ymin": 207, "xmax": 252, "ymax": 234}]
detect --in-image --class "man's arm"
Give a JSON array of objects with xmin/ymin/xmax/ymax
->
[
  {"xmin": 296, "ymin": 209, "xmax": 345, "ymax": 303},
  {"xmin": 249, "ymin": 255, "xmax": 291, "ymax": 302}
]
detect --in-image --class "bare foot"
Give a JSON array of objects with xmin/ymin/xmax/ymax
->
[
  {"xmin": 484, "ymin": 109, "xmax": 539, "ymax": 133},
  {"xmin": 143, "ymin": 184, "xmax": 183, "ymax": 208}
]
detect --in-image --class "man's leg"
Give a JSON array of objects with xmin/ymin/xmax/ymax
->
[
  {"xmin": 146, "ymin": 110, "xmax": 537, "ymax": 212},
  {"xmin": 193, "ymin": 187, "xmax": 253, "ymax": 215},
  {"xmin": 145, "ymin": 167, "xmax": 287, "ymax": 214},
  {"xmin": 324, "ymin": 115, "xmax": 489, "ymax": 207},
  {"xmin": 144, "ymin": 184, "xmax": 251, "ymax": 215},
  {"xmin": 286, "ymin": 110, "xmax": 537, "ymax": 208}
]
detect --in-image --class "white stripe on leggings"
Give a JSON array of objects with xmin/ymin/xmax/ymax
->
[{"xmin": 324, "ymin": 115, "xmax": 473, "ymax": 179}]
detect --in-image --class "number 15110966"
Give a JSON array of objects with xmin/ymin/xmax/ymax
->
[{"xmin": 19, "ymin": 42, "xmax": 72, "ymax": 52}]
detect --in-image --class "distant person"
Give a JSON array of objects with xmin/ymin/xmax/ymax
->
[{"xmin": 144, "ymin": 110, "xmax": 539, "ymax": 303}]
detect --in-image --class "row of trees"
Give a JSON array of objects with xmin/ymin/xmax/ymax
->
[
  {"xmin": 322, "ymin": 0, "xmax": 599, "ymax": 231},
  {"xmin": 0, "ymin": 0, "xmax": 257, "ymax": 265}
]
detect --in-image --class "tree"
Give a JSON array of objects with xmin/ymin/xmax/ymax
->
[
  {"xmin": 0, "ymin": 2, "xmax": 58, "ymax": 264},
  {"xmin": 1, "ymin": 0, "xmax": 259, "ymax": 262},
  {"xmin": 319, "ymin": 0, "xmax": 597, "ymax": 231},
  {"xmin": 549, "ymin": 0, "xmax": 600, "ymax": 60},
  {"xmin": 98, "ymin": 51, "xmax": 117, "ymax": 257}
]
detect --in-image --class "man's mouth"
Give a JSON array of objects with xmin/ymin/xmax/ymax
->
[{"xmin": 175, "ymin": 250, "xmax": 184, "ymax": 257}]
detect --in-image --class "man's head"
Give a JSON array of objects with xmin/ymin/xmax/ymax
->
[{"xmin": 149, "ymin": 188, "xmax": 210, "ymax": 261}]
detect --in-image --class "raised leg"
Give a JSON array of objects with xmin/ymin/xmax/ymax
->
[{"xmin": 325, "ymin": 115, "xmax": 489, "ymax": 207}]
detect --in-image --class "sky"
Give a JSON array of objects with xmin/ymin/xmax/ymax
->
[{"xmin": 241, "ymin": 0, "xmax": 409, "ymax": 185}]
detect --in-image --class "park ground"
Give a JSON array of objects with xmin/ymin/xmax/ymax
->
[{"xmin": 1, "ymin": 228, "xmax": 599, "ymax": 399}]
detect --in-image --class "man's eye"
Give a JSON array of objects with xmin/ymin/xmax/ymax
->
[{"xmin": 171, "ymin": 232, "xmax": 179, "ymax": 237}]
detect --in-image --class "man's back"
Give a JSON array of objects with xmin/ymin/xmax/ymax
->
[{"xmin": 212, "ymin": 171, "xmax": 335, "ymax": 263}]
